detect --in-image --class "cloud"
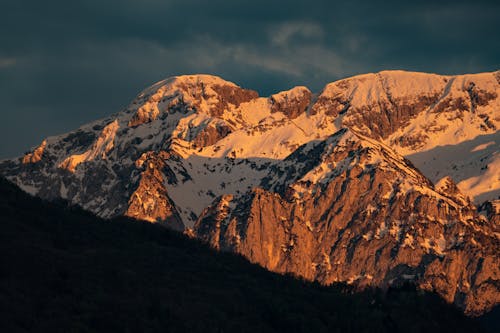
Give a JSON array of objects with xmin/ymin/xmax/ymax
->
[
  {"xmin": 270, "ymin": 21, "xmax": 324, "ymax": 46},
  {"xmin": 0, "ymin": 58, "xmax": 16, "ymax": 69}
]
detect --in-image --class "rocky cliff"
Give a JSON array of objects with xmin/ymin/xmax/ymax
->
[{"xmin": 194, "ymin": 129, "xmax": 499, "ymax": 315}]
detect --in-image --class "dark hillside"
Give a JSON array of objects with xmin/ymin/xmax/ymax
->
[{"xmin": 0, "ymin": 178, "xmax": 490, "ymax": 333}]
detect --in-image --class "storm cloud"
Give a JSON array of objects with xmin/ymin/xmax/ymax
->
[{"xmin": 0, "ymin": 0, "xmax": 498, "ymax": 158}]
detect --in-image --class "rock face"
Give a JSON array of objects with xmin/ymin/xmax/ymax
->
[
  {"xmin": 479, "ymin": 200, "xmax": 500, "ymax": 227},
  {"xmin": 22, "ymin": 140, "xmax": 46, "ymax": 164},
  {"xmin": 1, "ymin": 70, "xmax": 499, "ymax": 314},
  {"xmin": 270, "ymin": 86, "xmax": 312, "ymax": 119},
  {"xmin": 125, "ymin": 151, "xmax": 184, "ymax": 231},
  {"xmin": 58, "ymin": 120, "xmax": 119, "ymax": 172},
  {"xmin": 194, "ymin": 130, "xmax": 500, "ymax": 315}
]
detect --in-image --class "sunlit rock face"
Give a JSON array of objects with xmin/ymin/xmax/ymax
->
[
  {"xmin": 1, "ymin": 70, "xmax": 499, "ymax": 314},
  {"xmin": 270, "ymin": 86, "xmax": 312, "ymax": 119},
  {"xmin": 125, "ymin": 151, "xmax": 184, "ymax": 231},
  {"xmin": 194, "ymin": 129, "xmax": 499, "ymax": 315},
  {"xmin": 22, "ymin": 140, "xmax": 46, "ymax": 164}
]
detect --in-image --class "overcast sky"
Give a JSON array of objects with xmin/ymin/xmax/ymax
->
[{"xmin": 0, "ymin": 0, "xmax": 498, "ymax": 158}]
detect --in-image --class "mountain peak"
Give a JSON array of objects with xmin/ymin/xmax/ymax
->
[
  {"xmin": 138, "ymin": 74, "xmax": 239, "ymax": 96},
  {"xmin": 158, "ymin": 74, "xmax": 240, "ymax": 93},
  {"xmin": 127, "ymin": 74, "xmax": 259, "ymax": 127}
]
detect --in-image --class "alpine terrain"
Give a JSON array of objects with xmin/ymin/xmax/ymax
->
[{"xmin": 1, "ymin": 70, "xmax": 499, "ymax": 316}]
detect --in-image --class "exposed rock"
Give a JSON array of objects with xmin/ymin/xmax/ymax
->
[
  {"xmin": 270, "ymin": 86, "xmax": 312, "ymax": 119},
  {"xmin": 310, "ymin": 72, "xmax": 443, "ymax": 140},
  {"xmin": 466, "ymin": 81, "xmax": 498, "ymax": 113},
  {"xmin": 128, "ymin": 75, "xmax": 258, "ymax": 126},
  {"xmin": 125, "ymin": 151, "xmax": 184, "ymax": 231},
  {"xmin": 479, "ymin": 200, "xmax": 500, "ymax": 227},
  {"xmin": 191, "ymin": 122, "xmax": 232, "ymax": 148},
  {"xmin": 60, "ymin": 130, "xmax": 97, "ymax": 152},
  {"xmin": 435, "ymin": 176, "xmax": 470, "ymax": 206},
  {"xmin": 209, "ymin": 84, "xmax": 259, "ymax": 117},
  {"xmin": 22, "ymin": 139, "xmax": 47, "ymax": 164},
  {"xmin": 128, "ymin": 103, "xmax": 162, "ymax": 127},
  {"xmin": 194, "ymin": 130, "xmax": 500, "ymax": 316},
  {"xmin": 59, "ymin": 120, "xmax": 119, "ymax": 172},
  {"xmin": 432, "ymin": 96, "xmax": 469, "ymax": 114}
]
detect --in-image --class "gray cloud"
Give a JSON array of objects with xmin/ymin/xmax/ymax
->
[{"xmin": 0, "ymin": 0, "xmax": 498, "ymax": 158}]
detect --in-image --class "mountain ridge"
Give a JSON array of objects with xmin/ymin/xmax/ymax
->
[
  {"xmin": 1, "ymin": 69, "xmax": 498, "ymax": 314},
  {"xmin": 4, "ymin": 70, "xmax": 498, "ymax": 206}
]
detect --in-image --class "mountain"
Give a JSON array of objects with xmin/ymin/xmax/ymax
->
[
  {"xmin": 1, "ymin": 70, "xmax": 499, "ymax": 314},
  {"xmin": 194, "ymin": 128, "xmax": 499, "ymax": 315},
  {"xmin": 2, "ymin": 177, "xmax": 492, "ymax": 333}
]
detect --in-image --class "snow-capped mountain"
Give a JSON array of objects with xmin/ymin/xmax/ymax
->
[{"xmin": 1, "ymin": 70, "xmax": 499, "ymax": 314}]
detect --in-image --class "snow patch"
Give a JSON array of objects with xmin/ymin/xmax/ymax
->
[{"xmin": 471, "ymin": 141, "xmax": 496, "ymax": 152}]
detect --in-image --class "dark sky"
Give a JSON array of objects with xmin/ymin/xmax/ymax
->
[{"xmin": 0, "ymin": 0, "xmax": 498, "ymax": 158}]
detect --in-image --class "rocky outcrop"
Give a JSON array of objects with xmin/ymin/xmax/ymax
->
[
  {"xmin": 435, "ymin": 176, "xmax": 470, "ymax": 206},
  {"xmin": 479, "ymin": 200, "xmax": 500, "ymax": 227},
  {"xmin": 125, "ymin": 151, "xmax": 184, "ymax": 230},
  {"xmin": 191, "ymin": 122, "xmax": 232, "ymax": 148},
  {"xmin": 58, "ymin": 120, "xmax": 119, "ymax": 172},
  {"xmin": 22, "ymin": 139, "xmax": 47, "ymax": 164},
  {"xmin": 270, "ymin": 86, "xmax": 312, "ymax": 119},
  {"xmin": 208, "ymin": 84, "xmax": 259, "ymax": 117},
  {"xmin": 466, "ymin": 81, "xmax": 498, "ymax": 114},
  {"xmin": 194, "ymin": 130, "xmax": 500, "ymax": 315}
]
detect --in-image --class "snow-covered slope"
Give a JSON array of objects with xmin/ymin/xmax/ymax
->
[{"xmin": 408, "ymin": 132, "xmax": 499, "ymax": 203}]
